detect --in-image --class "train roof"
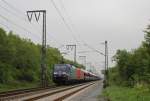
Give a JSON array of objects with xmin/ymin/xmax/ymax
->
[{"xmin": 54, "ymin": 64, "xmax": 100, "ymax": 77}]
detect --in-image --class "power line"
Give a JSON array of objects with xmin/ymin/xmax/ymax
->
[
  {"xmin": 1, "ymin": 0, "xmax": 42, "ymax": 32},
  {"xmin": 53, "ymin": 0, "xmax": 104, "ymax": 56},
  {"xmin": 1, "ymin": 0, "xmax": 69, "ymax": 48},
  {"xmin": 0, "ymin": 13, "xmax": 40, "ymax": 40},
  {"xmin": 78, "ymin": 50, "xmax": 98, "ymax": 53},
  {"xmin": 58, "ymin": 0, "xmax": 85, "ymax": 47},
  {"xmin": 0, "ymin": 21, "xmax": 41, "ymax": 43},
  {"xmin": 0, "ymin": 0, "xmax": 63, "ymax": 47},
  {"xmin": 0, "ymin": 21, "xmax": 11, "ymax": 30},
  {"xmin": 53, "ymin": 0, "xmax": 106, "ymax": 74},
  {"xmin": 84, "ymin": 43, "xmax": 105, "ymax": 56},
  {"xmin": 58, "ymin": 0, "xmax": 76, "ymax": 31},
  {"xmin": 50, "ymin": 0, "xmax": 79, "ymax": 44},
  {"xmin": 0, "ymin": 21, "xmax": 33, "ymax": 40},
  {"xmin": 0, "ymin": 4, "xmax": 20, "ymax": 19},
  {"xmin": 0, "ymin": 14, "xmax": 29, "ymax": 33},
  {"xmin": 0, "ymin": 0, "xmax": 58, "ymax": 45},
  {"xmin": 2, "ymin": 0, "xmax": 105, "ymax": 59},
  {"xmin": 1, "ymin": 0, "xmax": 25, "ymax": 17},
  {"xmin": 0, "ymin": 3, "xmax": 37, "ymax": 27},
  {"xmin": 51, "ymin": 0, "xmax": 106, "ymax": 72},
  {"xmin": 48, "ymin": 33, "xmax": 65, "ymax": 47},
  {"xmin": 58, "ymin": 0, "xmax": 82, "ymax": 44}
]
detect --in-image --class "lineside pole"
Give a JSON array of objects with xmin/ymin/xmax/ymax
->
[
  {"xmin": 66, "ymin": 44, "xmax": 77, "ymax": 63},
  {"xmin": 79, "ymin": 56, "xmax": 86, "ymax": 67},
  {"xmin": 104, "ymin": 40, "xmax": 109, "ymax": 87},
  {"xmin": 27, "ymin": 10, "xmax": 47, "ymax": 87},
  {"xmin": 74, "ymin": 45, "xmax": 76, "ymax": 63},
  {"xmin": 106, "ymin": 41, "xmax": 109, "ymax": 86}
]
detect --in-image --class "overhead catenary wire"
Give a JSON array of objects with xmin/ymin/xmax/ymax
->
[
  {"xmin": 0, "ymin": 13, "xmax": 41, "ymax": 40},
  {"xmin": 1, "ymin": 0, "xmax": 105, "ymax": 61},
  {"xmin": 53, "ymin": 1, "xmax": 106, "ymax": 69},
  {"xmin": 50, "ymin": 0, "xmax": 89, "ymax": 61},
  {"xmin": 50, "ymin": 0, "xmax": 80, "ymax": 44},
  {"xmin": 0, "ymin": 4, "xmax": 39, "ymax": 31},
  {"xmin": 58, "ymin": 0, "xmax": 75, "ymax": 29},
  {"xmin": 52, "ymin": 0, "xmax": 107, "ymax": 68},
  {"xmin": 0, "ymin": 0, "xmax": 42, "ymax": 32},
  {"xmin": 0, "ymin": 0, "xmax": 48, "ymax": 37},
  {"xmin": 57, "ymin": 0, "xmax": 82, "ymax": 46},
  {"xmin": 0, "ymin": 0, "xmax": 64, "ymax": 48},
  {"xmin": 0, "ymin": 21, "xmax": 31, "ymax": 39},
  {"xmin": 54, "ymin": 0, "xmax": 105, "ymax": 57},
  {"xmin": 84, "ymin": 43, "xmax": 105, "ymax": 56},
  {"xmin": 1, "ymin": 0, "xmax": 26, "ymax": 18},
  {"xmin": 0, "ymin": 21, "xmax": 11, "ymax": 30},
  {"xmin": 0, "ymin": 14, "xmax": 31, "ymax": 33},
  {"xmin": 0, "ymin": 0, "xmax": 43, "ymax": 37},
  {"xmin": 1, "ymin": 0, "xmax": 68, "ymax": 49}
]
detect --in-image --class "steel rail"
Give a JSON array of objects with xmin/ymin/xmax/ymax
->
[
  {"xmin": 24, "ymin": 82, "xmax": 96, "ymax": 101},
  {"xmin": 0, "ymin": 85, "xmax": 57, "ymax": 101},
  {"xmin": 54, "ymin": 83, "xmax": 94, "ymax": 101}
]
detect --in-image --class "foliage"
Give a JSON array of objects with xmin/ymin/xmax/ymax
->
[
  {"xmin": 0, "ymin": 27, "xmax": 84, "ymax": 89},
  {"xmin": 109, "ymin": 25, "xmax": 150, "ymax": 88},
  {"xmin": 102, "ymin": 85, "xmax": 150, "ymax": 101}
]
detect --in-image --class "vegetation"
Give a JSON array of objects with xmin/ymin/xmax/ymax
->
[
  {"xmin": 0, "ymin": 27, "xmax": 84, "ymax": 92},
  {"xmin": 102, "ymin": 85, "xmax": 150, "ymax": 101},
  {"xmin": 110, "ymin": 25, "xmax": 150, "ymax": 87},
  {"xmin": 102, "ymin": 25, "xmax": 150, "ymax": 101}
]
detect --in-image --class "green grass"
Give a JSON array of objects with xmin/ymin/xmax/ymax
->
[
  {"xmin": 0, "ymin": 82, "xmax": 39, "ymax": 92},
  {"xmin": 0, "ymin": 79, "xmax": 55, "ymax": 92},
  {"xmin": 102, "ymin": 85, "xmax": 150, "ymax": 101}
]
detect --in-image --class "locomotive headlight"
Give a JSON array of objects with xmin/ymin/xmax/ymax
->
[
  {"xmin": 54, "ymin": 72, "xmax": 58, "ymax": 75},
  {"xmin": 62, "ymin": 72, "xmax": 66, "ymax": 75}
]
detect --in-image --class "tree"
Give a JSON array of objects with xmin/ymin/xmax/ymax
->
[{"xmin": 110, "ymin": 24, "xmax": 150, "ymax": 87}]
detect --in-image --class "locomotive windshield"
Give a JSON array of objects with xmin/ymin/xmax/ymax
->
[{"xmin": 54, "ymin": 64, "xmax": 67, "ymax": 72}]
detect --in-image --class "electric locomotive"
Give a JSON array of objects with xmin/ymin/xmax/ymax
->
[
  {"xmin": 52, "ymin": 64, "xmax": 100, "ymax": 84},
  {"xmin": 53, "ymin": 64, "xmax": 71, "ymax": 84}
]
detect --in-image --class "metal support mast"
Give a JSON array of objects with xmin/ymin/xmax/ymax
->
[
  {"xmin": 104, "ymin": 40, "xmax": 109, "ymax": 87},
  {"xmin": 27, "ymin": 10, "xmax": 47, "ymax": 87},
  {"xmin": 66, "ymin": 44, "xmax": 77, "ymax": 63},
  {"xmin": 79, "ymin": 56, "xmax": 86, "ymax": 67}
]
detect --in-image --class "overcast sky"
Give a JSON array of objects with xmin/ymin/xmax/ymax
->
[{"xmin": 0, "ymin": 0, "xmax": 150, "ymax": 74}]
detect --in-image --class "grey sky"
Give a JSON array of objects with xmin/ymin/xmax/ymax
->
[{"xmin": 0, "ymin": 0, "xmax": 150, "ymax": 74}]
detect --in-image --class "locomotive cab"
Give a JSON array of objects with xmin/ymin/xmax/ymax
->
[{"xmin": 53, "ymin": 64, "xmax": 70, "ymax": 84}]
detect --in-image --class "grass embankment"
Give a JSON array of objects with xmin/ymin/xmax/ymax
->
[
  {"xmin": 0, "ymin": 82, "xmax": 39, "ymax": 92},
  {"xmin": 0, "ymin": 80, "xmax": 55, "ymax": 92},
  {"xmin": 102, "ymin": 85, "xmax": 150, "ymax": 101}
]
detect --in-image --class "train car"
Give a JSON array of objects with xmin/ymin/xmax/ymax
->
[
  {"xmin": 83, "ymin": 70, "xmax": 100, "ymax": 81},
  {"xmin": 70, "ymin": 65, "xmax": 77, "ymax": 82},
  {"xmin": 53, "ymin": 64, "xmax": 100, "ymax": 84},
  {"xmin": 76, "ymin": 68, "xmax": 84, "ymax": 81},
  {"xmin": 83, "ymin": 70, "xmax": 90, "ymax": 81}
]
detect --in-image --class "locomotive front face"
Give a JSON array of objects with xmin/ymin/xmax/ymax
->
[
  {"xmin": 53, "ymin": 64, "xmax": 69, "ymax": 83},
  {"xmin": 54, "ymin": 65, "xmax": 68, "ymax": 77}
]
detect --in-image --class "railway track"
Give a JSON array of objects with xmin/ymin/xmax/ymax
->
[
  {"xmin": 23, "ymin": 81, "xmax": 96, "ymax": 101},
  {"xmin": 0, "ymin": 81, "xmax": 97, "ymax": 101},
  {"xmin": 52, "ymin": 82, "xmax": 95, "ymax": 101},
  {"xmin": 0, "ymin": 85, "xmax": 53, "ymax": 97},
  {"xmin": 0, "ymin": 85, "xmax": 58, "ymax": 101}
]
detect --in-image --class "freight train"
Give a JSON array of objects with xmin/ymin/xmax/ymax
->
[{"xmin": 52, "ymin": 64, "xmax": 100, "ymax": 84}]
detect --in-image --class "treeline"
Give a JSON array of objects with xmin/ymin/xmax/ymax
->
[
  {"xmin": 109, "ymin": 25, "xmax": 150, "ymax": 88},
  {"xmin": 0, "ymin": 28, "xmax": 84, "ymax": 85}
]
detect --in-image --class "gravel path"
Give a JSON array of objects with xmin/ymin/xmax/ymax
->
[{"xmin": 64, "ymin": 81, "xmax": 105, "ymax": 101}]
